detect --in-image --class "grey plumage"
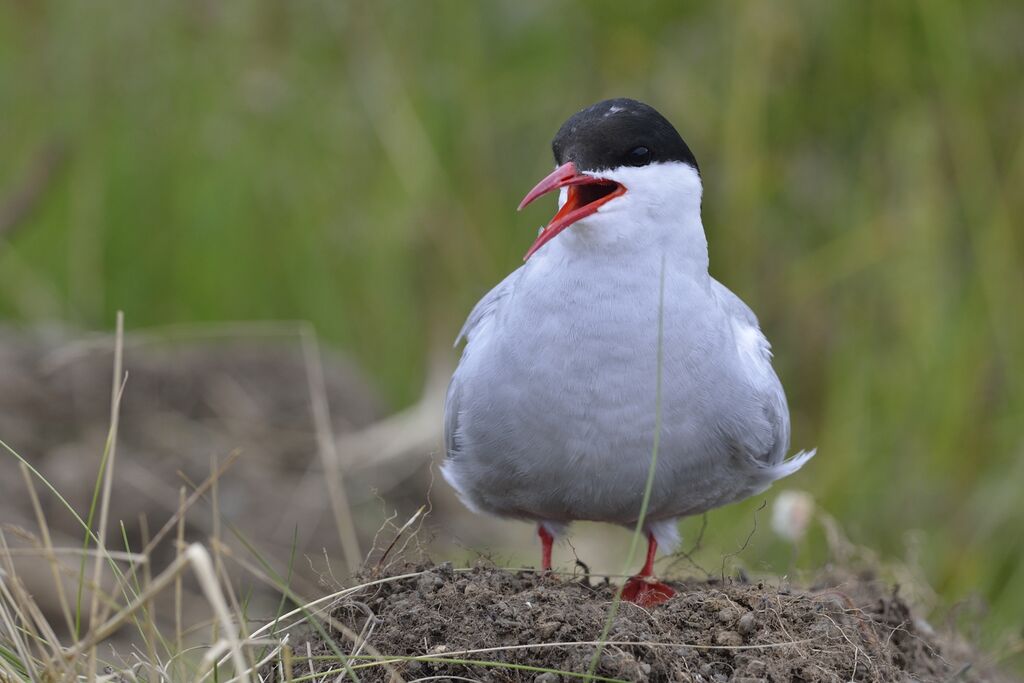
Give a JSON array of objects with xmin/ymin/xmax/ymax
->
[{"xmin": 442, "ymin": 101, "xmax": 814, "ymax": 554}]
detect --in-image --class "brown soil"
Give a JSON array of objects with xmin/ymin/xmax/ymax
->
[{"xmin": 271, "ymin": 561, "xmax": 1011, "ymax": 683}]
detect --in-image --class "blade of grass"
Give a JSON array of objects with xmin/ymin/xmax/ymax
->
[
  {"xmin": 0, "ymin": 527, "xmax": 49, "ymax": 678},
  {"xmin": 0, "ymin": 439, "xmax": 139, "ymax": 623},
  {"xmin": 117, "ymin": 520, "xmax": 172, "ymax": 665},
  {"xmin": 282, "ymin": 645, "xmax": 294, "ymax": 683},
  {"xmin": 588, "ymin": 250, "xmax": 667, "ymax": 676},
  {"xmin": 374, "ymin": 505, "xmax": 426, "ymax": 571},
  {"xmin": 75, "ymin": 377, "xmax": 127, "ymax": 638},
  {"xmin": 113, "ymin": 521, "xmax": 153, "ymax": 657},
  {"xmin": 175, "ymin": 475, "xmax": 371, "ymax": 683},
  {"xmin": 77, "ymin": 312, "xmax": 125, "ymax": 644},
  {"xmin": 138, "ymin": 515, "xmax": 161, "ymax": 683},
  {"xmin": 133, "ymin": 452, "xmax": 242, "ymax": 583},
  {"xmin": 87, "ymin": 311, "xmax": 125, "ymax": 683},
  {"xmin": 175, "ymin": 485, "xmax": 186, "ymax": 677},
  {"xmin": 301, "ymin": 323, "xmax": 362, "ymax": 576},
  {"xmin": 304, "ymin": 656, "xmax": 628, "ymax": 683},
  {"xmin": 0, "ymin": 548, "xmax": 144, "ymax": 562},
  {"xmin": 327, "ymin": 635, "xmax": 818, "ymax": 664},
  {"xmin": 0, "ymin": 641, "xmax": 31, "ymax": 681},
  {"xmin": 0, "ymin": 582, "xmax": 35, "ymax": 682},
  {"xmin": 61, "ymin": 544, "xmax": 251, "ymax": 683},
  {"xmin": 200, "ymin": 540, "xmax": 373, "ymax": 683},
  {"xmin": 261, "ymin": 526, "xmax": 300, "ymax": 663},
  {"xmin": 17, "ymin": 462, "xmax": 75, "ymax": 636},
  {"xmin": 208, "ymin": 452, "xmax": 255, "ymax": 676}
]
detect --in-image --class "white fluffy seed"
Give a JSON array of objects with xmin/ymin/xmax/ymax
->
[{"xmin": 771, "ymin": 489, "xmax": 815, "ymax": 543}]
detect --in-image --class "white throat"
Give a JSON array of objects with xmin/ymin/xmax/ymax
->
[{"xmin": 549, "ymin": 161, "xmax": 707, "ymax": 272}]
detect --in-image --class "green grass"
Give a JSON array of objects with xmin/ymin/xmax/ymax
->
[{"xmin": 1, "ymin": 0, "xmax": 1022, "ymax": 655}]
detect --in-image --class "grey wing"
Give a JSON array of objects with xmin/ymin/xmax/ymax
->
[
  {"xmin": 453, "ymin": 269, "xmax": 517, "ymax": 346},
  {"xmin": 755, "ymin": 375, "xmax": 792, "ymax": 469},
  {"xmin": 710, "ymin": 277, "xmax": 759, "ymax": 328},
  {"xmin": 443, "ymin": 374, "xmax": 463, "ymax": 460},
  {"xmin": 711, "ymin": 278, "xmax": 798, "ymax": 472},
  {"xmin": 444, "ymin": 269, "xmax": 519, "ymax": 460}
]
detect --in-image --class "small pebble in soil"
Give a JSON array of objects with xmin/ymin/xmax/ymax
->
[
  {"xmin": 537, "ymin": 621, "xmax": 561, "ymax": 638},
  {"xmin": 416, "ymin": 572, "xmax": 443, "ymax": 594},
  {"xmin": 714, "ymin": 630, "xmax": 744, "ymax": 646},
  {"xmin": 737, "ymin": 612, "xmax": 757, "ymax": 635}
]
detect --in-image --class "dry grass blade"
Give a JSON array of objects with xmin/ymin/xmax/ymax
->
[
  {"xmin": 135, "ymin": 517, "xmax": 160, "ymax": 683},
  {"xmin": 301, "ymin": 323, "xmax": 362, "ymax": 577},
  {"xmin": 61, "ymin": 543, "xmax": 251, "ymax": 682},
  {"xmin": 204, "ymin": 551, "xmax": 405, "ymax": 682},
  {"xmin": 243, "ymin": 571, "xmax": 432, "ymax": 644},
  {"xmin": 111, "ymin": 450, "xmax": 242, "ymax": 598},
  {"xmin": 282, "ymin": 644, "xmax": 294, "ymax": 683},
  {"xmin": 208, "ymin": 453, "xmax": 254, "ymax": 677},
  {"xmin": 186, "ymin": 542, "xmax": 250, "ymax": 683},
  {"xmin": 18, "ymin": 462, "xmax": 76, "ymax": 636},
  {"xmin": 344, "ymin": 636, "xmax": 818, "ymax": 674},
  {"xmin": 374, "ymin": 505, "xmax": 426, "ymax": 572},
  {"xmin": 175, "ymin": 486, "xmax": 187, "ymax": 667},
  {"xmin": 87, "ymin": 310, "xmax": 125, "ymax": 682},
  {"xmin": 0, "ymin": 546, "xmax": 145, "ymax": 563},
  {"xmin": 0, "ymin": 527, "xmax": 57, "ymax": 679},
  {"xmin": 0, "ymin": 575, "xmax": 37, "ymax": 680}
]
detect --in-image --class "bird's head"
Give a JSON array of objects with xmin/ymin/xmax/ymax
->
[{"xmin": 518, "ymin": 98, "xmax": 701, "ymax": 261}]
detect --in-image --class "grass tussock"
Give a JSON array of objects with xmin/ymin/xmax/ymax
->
[{"xmin": 0, "ymin": 318, "xmax": 364, "ymax": 682}]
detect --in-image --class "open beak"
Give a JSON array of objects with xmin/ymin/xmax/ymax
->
[{"xmin": 518, "ymin": 161, "xmax": 626, "ymax": 261}]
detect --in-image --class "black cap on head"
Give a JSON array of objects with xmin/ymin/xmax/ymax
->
[{"xmin": 552, "ymin": 98, "xmax": 699, "ymax": 175}]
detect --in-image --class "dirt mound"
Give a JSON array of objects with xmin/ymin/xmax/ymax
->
[{"xmin": 274, "ymin": 561, "xmax": 1010, "ymax": 683}]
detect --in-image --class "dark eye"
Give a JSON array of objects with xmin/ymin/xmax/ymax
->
[{"xmin": 627, "ymin": 146, "xmax": 651, "ymax": 165}]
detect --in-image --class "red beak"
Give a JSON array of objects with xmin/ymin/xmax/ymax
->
[{"xmin": 518, "ymin": 162, "xmax": 625, "ymax": 261}]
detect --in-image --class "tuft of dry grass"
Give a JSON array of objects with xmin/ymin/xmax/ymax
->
[{"xmin": 0, "ymin": 315, "xmax": 369, "ymax": 682}]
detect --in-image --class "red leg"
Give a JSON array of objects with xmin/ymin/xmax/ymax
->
[
  {"xmin": 621, "ymin": 533, "xmax": 675, "ymax": 607},
  {"xmin": 638, "ymin": 532, "xmax": 659, "ymax": 577},
  {"xmin": 538, "ymin": 525, "xmax": 554, "ymax": 571}
]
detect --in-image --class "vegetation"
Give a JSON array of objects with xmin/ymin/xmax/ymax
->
[{"xmin": 1, "ymin": 0, "xmax": 1022, "ymax": 673}]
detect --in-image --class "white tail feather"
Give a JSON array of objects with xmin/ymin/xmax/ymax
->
[{"xmin": 768, "ymin": 449, "xmax": 817, "ymax": 480}]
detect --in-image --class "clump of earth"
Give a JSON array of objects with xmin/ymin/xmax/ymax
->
[{"xmin": 268, "ymin": 561, "xmax": 1013, "ymax": 683}]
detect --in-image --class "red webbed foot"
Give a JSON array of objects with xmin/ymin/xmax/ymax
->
[
  {"xmin": 620, "ymin": 531, "xmax": 675, "ymax": 607},
  {"xmin": 622, "ymin": 576, "xmax": 675, "ymax": 607}
]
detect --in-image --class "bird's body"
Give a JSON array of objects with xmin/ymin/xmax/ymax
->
[{"xmin": 443, "ymin": 99, "xmax": 813, "ymax": 601}]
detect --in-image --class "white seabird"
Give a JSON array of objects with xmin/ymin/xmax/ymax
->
[{"xmin": 443, "ymin": 98, "xmax": 815, "ymax": 605}]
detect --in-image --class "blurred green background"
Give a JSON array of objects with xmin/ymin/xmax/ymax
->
[{"xmin": 2, "ymin": 0, "xmax": 1022, "ymax": 658}]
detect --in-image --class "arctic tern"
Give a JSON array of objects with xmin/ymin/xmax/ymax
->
[{"xmin": 443, "ymin": 98, "xmax": 815, "ymax": 605}]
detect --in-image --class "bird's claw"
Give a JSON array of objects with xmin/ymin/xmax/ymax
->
[{"xmin": 622, "ymin": 576, "xmax": 675, "ymax": 607}]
